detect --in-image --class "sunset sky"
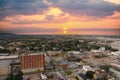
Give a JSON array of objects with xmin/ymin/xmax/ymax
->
[{"xmin": 0, "ymin": 0, "xmax": 120, "ymax": 35}]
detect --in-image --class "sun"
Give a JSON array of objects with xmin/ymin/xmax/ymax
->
[
  {"xmin": 63, "ymin": 27, "xmax": 67, "ymax": 30},
  {"xmin": 63, "ymin": 27, "xmax": 68, "ymax": 34}
]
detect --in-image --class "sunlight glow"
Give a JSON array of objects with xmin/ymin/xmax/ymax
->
[
  {"xmin": 63, "ymin": 31, "xmax": 67, "ymax": 34},
  {"xmin": 104, "ymin": 0, "xmax": 120, "ymax": 4}
]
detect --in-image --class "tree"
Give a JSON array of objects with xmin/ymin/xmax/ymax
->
[
  {"xmin": 75, "ymin": 76, "xmax": 79, "ymax": 80},
  {"xmin": 85, "ymin": 71, "xmax": 95, "ymax": 79},
  {"xmin": 96, "ymin": 77, "xmax": 107, "ymax": 80},
  {"xmin": 65, "ymin": 70, "xmax": 73, "ymax": 75},
  {"xmin": 0, "ymin": 49, "xmax": 11, "ymax": 53},
  {"xmin": 100, "ymin": 65, "xmax": 110, "ymax": 72},
  {"xmin": 5, "ymin": 73, "xmax": 14, "ymax": 80},
  {"xmin": 14, "ymin": 71, "xmax": 23, "ymax": 80}
]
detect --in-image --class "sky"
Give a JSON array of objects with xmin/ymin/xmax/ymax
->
[{"xmin": 0, "ymin": 0, "xmax": 120, "ymax": 35}]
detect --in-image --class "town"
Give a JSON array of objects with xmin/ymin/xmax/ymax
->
[{"xmin": 0, "ymin": 34, "xmax": 120, "ymax": 80}]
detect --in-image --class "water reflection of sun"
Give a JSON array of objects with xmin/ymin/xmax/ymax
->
[{"xmin": 63, "ymin": 27, "xmax": 68, "ymax": 34}]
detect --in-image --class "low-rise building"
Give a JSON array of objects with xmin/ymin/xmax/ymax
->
[
  {"xmin": 109, "ymin": 68, "xmax": 120, "ymax": 79},
  {"xmin": 58, "ymin": 60, "xmax": 68, "ymax": 70},
  {"xmin": 111, "ymin": 41, "xmax": 120, "ymax": 51},
  {"xmin": 0, "ymin": 60, "xmax": 11, "ymax": 75},
  {"xmin": 83, "ymin": 65, "xmax": 92, "ymax": 72},
  {"xmin": 41, "ymin": 73, "xmax": 47, "ymax": 80},
  {"xmin": 67, "ymin": 62, "xmax": 79, "ymax": 69},
  {"xmin": 111, "ymin": 51, "xmax": 120, "ymax": 56},
  {"xmin": 0, "ymin": 55, "xmax": 18, "ymax": 60}
]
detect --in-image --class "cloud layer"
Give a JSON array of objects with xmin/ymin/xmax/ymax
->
[{"xmin": 0, "ymin": 0, "xmax": 120, "ymax": 35}]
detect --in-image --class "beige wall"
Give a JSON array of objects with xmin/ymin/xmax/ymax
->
[{"xmin": 0, "ymin": 67, "xmax": 10, "ymax": 76}]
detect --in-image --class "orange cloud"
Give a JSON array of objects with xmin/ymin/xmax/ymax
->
[
  {"xmin": 104, "ymin": 0, "xmax": 120, "ymax": 4},
  {"xmin": 0, "ymin": 7, "xmax": 120, "ymax": 35},
  {"xmin": 3, "ymin": 7, "xmax": 70, "ymax": 24},
  {"xmin": 106, "ymin": 11, "xmax": 120, "ymax": 19},
  {"xmin": 45, "ymin": 7, "xmax": 64, "ymax": 16}
]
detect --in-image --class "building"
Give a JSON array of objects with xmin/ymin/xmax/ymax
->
[
  {"xmin": 20, "ymin": 53, "xmax": 45, "ymax": 72},
  {"xmin": 41, "ymin": 73, "xmax": 47, "ymax": 80},
  {"xmin": 58, "ymin": 60, "xmax": 68, "ymax": 69},
  {"xmin": 109, "ymin": 68, "xmax": 120, "ymax": 80},
  {"xmin": 111, "ymin": 41, "xmax": 120, "ymax": 51},
  {"xmin": 67, "ymin": 62, "xmax": 79, "ymax": 69},
  {"xmin": 76, "ymin": 73, "xmax": 90, "ymax": 80},
  {"xmin": 0, "ymin": 55, "xmax": 18, "ymax": 60},
  {"xmin": 10, "ymin": 61, "xmax": 20, "ymax": 75},
  {"xmin": 111, "ymin": 51, "xmax": 120, "ymax": 56},
  {"xmin": 83, "ymin": 65, "xmax": 92, "ymax": 72},
  {"xmin": 0, "ymin": 60, "xmax": 11, "ymax": 75},
  {"xmin": 68, "ymin": 51, "xmax": 81, "ymax": 55}
]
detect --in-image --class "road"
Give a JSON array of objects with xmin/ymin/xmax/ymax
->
[{"xmin": 44, "ymin": 51, "xmax": 68, "ymax": 80}]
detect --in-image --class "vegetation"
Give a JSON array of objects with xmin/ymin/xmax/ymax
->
[
  {"xmin": 65, "ymin": 70, "xmax": 73, "ymax": 75},
  {"xmin": 85, "ymin": 71, "xmax": 95, "ymax": 79},
  {"xmin": 95, "ymin": 54, "xmax": 108, "ymax": 58},
  {"xmin": 5, "ymin": 71, "xmax": 23, "ymax": 80},
  {"xmin": 96, "ymin": 77, "xmax": 107, "ymax": 80},
  {"xmin": 0, "ymin": 35, "xmax": 118, "ymax": 54},
  {"xmin": 104, "ymin": 45, "xmax": 118, "ymax": 51},
  {"xmin": 5, "ymin": 73, "xmax": 14, "ymax": 80},
  {"xmin": 75, "ymin": 76, "xmax": 79, "ymax": 80},
  {"xmin": 0, "ymin": 49, "xmax": 11, "ymax": 53},
  {"xmin": 14, "ymin": 71, "xmax": 23, "ymax": 80},
  {"xmin": 100, "ymin": 65, "xmax": 110, "ymax": 72}
]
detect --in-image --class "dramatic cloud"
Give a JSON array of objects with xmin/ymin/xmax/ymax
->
[
  {"xmin": 2, "ymin": 7, "xmax": 71, "ymax": 24},
  {"xmin": 0, "ymin": 0, "xmax": 120, "ymax": 20},
  {"xmin": 0, "ymin": 0, "xmax": 48, "ymax": 19},
  {"xmin": 49, "ymin": 0, "xmax": 120, "ymax": 17},
  {"xmin": 0, "ymin": 0, "xmax": 120, "ymax": 35}
]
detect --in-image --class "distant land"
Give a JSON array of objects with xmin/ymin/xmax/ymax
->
[
  {"xmin": 0, "ymin": 33, "xmax": 119, "ymax": 38},
  {"xmin": 0, "ymin": 32, "xmax": 120, "ymax": 37},
  {"xmin": 0, "ymin": 33, "xmax": 17, "ymax": 36}
]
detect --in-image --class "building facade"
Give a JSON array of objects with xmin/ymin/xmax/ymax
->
[{"xmin": 20, "ymin": 54, "xmax": 45, "ymax": 72}]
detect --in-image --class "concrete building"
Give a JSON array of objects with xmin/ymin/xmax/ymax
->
[
  {"xmin": 68, "ymin": 51, "xmax": 81, "ymax": 55},
  {"xmin": 67, "ymin": 62, "xmax": 79, "ymax": 69},
  {"xmin": 0, "ymin": 55, "xmax": 18, "ymax": 60},
  {"xmin": 0, "ymin": 60, "xmax": 11, "ymax": 75},
  {"xmin": 111, "ymin": 41, "xmax": 120, "ymax": 51},
  {"xmin": 91, "ymin": 50, "xmax": 104, "ymax": 54},
  {"xmin": 111, "ymin": 51, "xmax": 120, "ymax": 56},
  {"xmin": 83, "ymin": 65, "xmax": 92, "ymax": 72},
  {"xmin": 41, "ymin": 73, "xmax": 47, "ymax": 80},
  {"xmin": 20, "ymin": 53, "xmax": 45, "ymax": 72},
  {"xmin": 109, "ymin": 68, "xmax": 120, "ymax": 79}
]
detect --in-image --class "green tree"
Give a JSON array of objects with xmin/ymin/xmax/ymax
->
[
  {"xmin": 5, "ymin": 73, "xmax": 14, "ymax": 80},
  {"xmin": 75, "ymin": 76, "xmax": 79, "ymax": 80},
  {"xmin": 0, "ymin": 49, "xmax": 11, "ymax": 53},
  {"xmin": 100, "ymin": 65, "xmax": 110, "ymax": 72},
  {"xmin": 96, "ymin": 77, "xmax": 107, "ymax": 80},
  {"xmin": 14, "ymin": 71, "xmax": 23, "ymax": 80},
  {"xmin": 85, "ymin": 71, "xmax": 95, "ymax": 79},
  {"xmin": 65, "ymin": 70, "xmax": 73, "ymax": 75}
]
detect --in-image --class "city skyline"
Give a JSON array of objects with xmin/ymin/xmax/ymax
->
[{"xmin": 0, "ymin": 0, "xmax": 120, "ymax": 35}]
